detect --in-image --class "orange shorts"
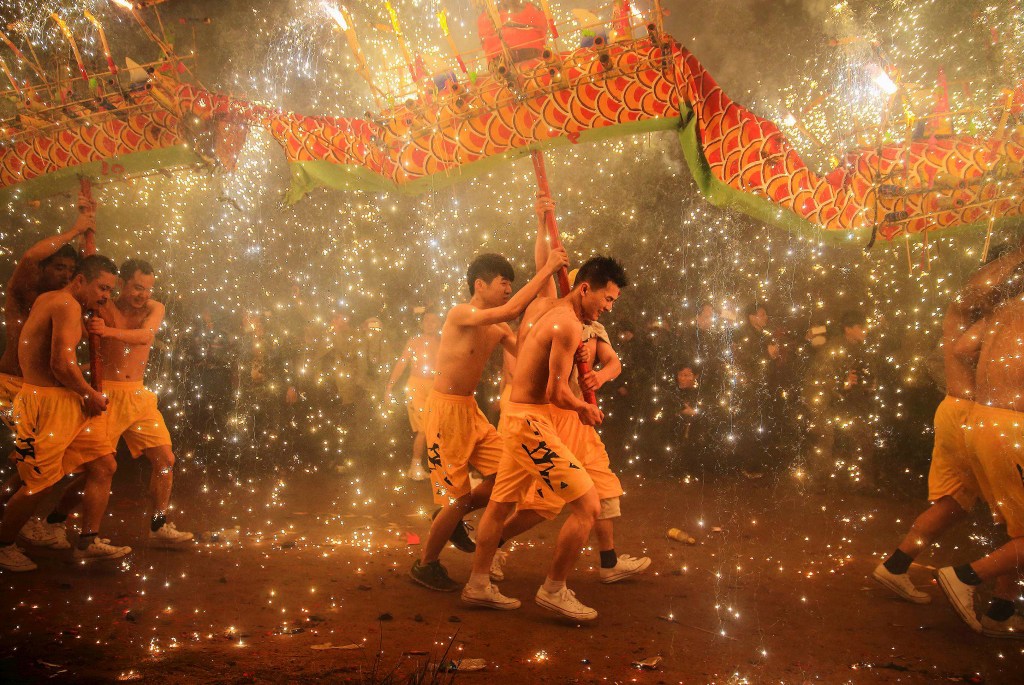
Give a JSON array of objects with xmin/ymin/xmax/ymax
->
[
  {"xmin": 404, "ymin": 375, "xmax": 434, "ymax": 433},
  {"xmin": 423, "ymin": 391, "xmax": 502, "ymax": 505},
  {"xmin": 964, "ymin": 403, "xmax": 1024, "ymax": 537},
  {"xmin": 490, "ymin": 402, "xmax": 594, "ymax": 507},
  {"xmin": 0, "ymin": 372, "xmax": 23, "ymax": 432},
  {"xmin": 518, "ymin": 405, "xmax": 623, "ymax": 519},
  {"xmin": 105, "ymin": 381, "xmax": 172, "ymax": 457},
  {"xmin": 496, "ymin": 384, "xmax": 512, "ymax": 434},
  {"xmin": 928, "ymin": 396, "xmax": 989, "ymax": 511},
  {"xmin": 12, "ymin": 384, "xmax": 110, "ymax": 494}
]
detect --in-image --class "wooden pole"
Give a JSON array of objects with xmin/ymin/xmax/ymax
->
[
  {"xmin": 530, "ymin": 150, "xmax": 597, "ymax": 405},
  {"xmin": 78, "ymin": 177, "xmax": 103, "ymax": 392}
]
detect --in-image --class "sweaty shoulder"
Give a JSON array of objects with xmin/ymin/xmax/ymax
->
[{"xmin": 36, "ymin": 291, "xmax": 79, "ymax": 315}]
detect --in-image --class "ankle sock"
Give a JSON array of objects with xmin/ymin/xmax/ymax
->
[
  {"xmin": 46, "ymin": 511, "xmax": 68, "ymax": 525},
  {"xmin": 78, "ymin": 532, "xmax": 97, "ymax": 550},
  {"xmin": 541, "ymin": 577, "xmax": 565, "ymax": 594},
  {"xmin": 468, "ymin": 572, "xmax": 490, "ymax": 591},
  {"xmin": 883, "ymin": 548, "xmax": 913, "ymax": 575},
  {"xmin": 987, "ymin": 597, "xmax": 1016, "ymax": 621},
  {"xmin": 151, "ymin": 513, "xmax": 167, "ymax": 532},
  {"xmin": 953, "ymin": 563, "xmax": 983, "ymax": 586},
  {"xmin": 600, "ymin": 549, "xmax": 618, "ymax": 569}
]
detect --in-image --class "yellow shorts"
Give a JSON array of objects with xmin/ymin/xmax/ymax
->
[
  {"xmin": 964, "ymin": 403, "xmax": 1024, "ymax": 537},
  {"xmin": 496, "ymin": 384, "xmax": 512, "ymax": 434},
  {"xmin": 404, "ymin": 375, "xmax": 435, "ymax": 433},
  {"xmin": 105, "ymin": 380, "xmax": 172, "ymax": 457},
  {"xmin": 518, "ymin": 405, "xmax": 623, "ymax": 519},
  {"xmin": 423, "ymin": 391, "xmax": 502, "ymax": 504},
  {"xmin": 12, "ymin": 384, "xmax": 110, "ymax": 494},
  {"xmin": 491, "ymin": 402, "xmax": 594, "ymax": 507},
  {"xmin": 0, "ymin": 372, "xmax": 23, "ymax": 431},
  {"xmin": 928, "ymin": 396, "xmax": 988, "ymax": 511}
]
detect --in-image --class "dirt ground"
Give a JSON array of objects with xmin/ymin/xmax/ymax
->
[{"xmin": 1, "ymin": 457, "xmax": 1020, "ymax": 684}]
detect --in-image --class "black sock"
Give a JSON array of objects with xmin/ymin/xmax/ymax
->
[
  {"xmin": 883, "ymin": 549, "xmax": 913, "ymax": 575},
  {"xmin": 987, "ymin": 597, "xmax": 1016, "ymax": 622},
  {"xmin": 600, "ymin": 549, "xmax": 618, "ymax": 569},
  {"xmin": 46, "ymin": 511, "xmax": 68, "ymax": 525},
  {"xmin": 77, "ymin": 532, "xmax": 97, "ymax": 550},
  {"xmin": 953, "ymin": 563, "xmax": 983, "ymax": 586},
  {"xmin": 151, "ymin": 513, "xmax": 167, "ymax": 532}
]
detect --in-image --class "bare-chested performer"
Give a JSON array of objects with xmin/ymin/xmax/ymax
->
[
  {"xmin": 385, "ymin": 311, "xmax": 442, "ymax": 481},
  {"xmin": 873, "ymin": 245, "xmax": 1024, "ymax": 617},
  {"xmin": 0, "ymin": 255, "xmax": 131, "ymax": 572},
  {"xmin": 408, "ymin": 247, "xmax": 568, "ymax": 591},
  {"xmin": 463, "ymin": 256, "xmax": 626, "ymax": 621},
  {"xmin": 487, "ymin": 200, "xmax": 648, "ymax": 585},
  {"xmin": 35, "ymin": 259, "xmax": 193, "ymax": 545},
  {"xmin": 935, "ymin": 264, "xmax": 1024, "ymax": 636},
  {"xmin": 0, "ymin": 193, "xmax": 93, "ymax": 519}
]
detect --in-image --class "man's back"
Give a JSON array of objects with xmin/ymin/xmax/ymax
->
[
  {"xmin": 19, "ymin": 290, "xmax": 78, "ymax": 388},
  {"xmin": 977, "ymin": 296, "xmax": 1024, "ymax": 411}
]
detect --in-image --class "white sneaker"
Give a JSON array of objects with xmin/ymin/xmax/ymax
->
[
  {"xmin": 535, "ymin": 585, "xmax": 598, "ymax": 621},
  {"xmin": 149, "ymin": 522, "xmax": 194, "ymax": 544},
  {"xmin": 74, "ymin": 539, "xmax": 132, "ymax": 563},
  {"xmin": 0, "ymin": 544, "xmax": 37, "ymax": 572},
  {"xmin": 489, "ymin": 549, "xmax": 508, "ymax": 582},
  {"xmin": 406, "ymin": 465, "xmax": 428, "ymax": 482},
  {"xmin": 461, "ymin": 582, "xmax": 521, "ymax": 610},
  {"xmin": 935, "ymin": 567, "xmax": 981, "ymax": 632},
  {"xmin": 981, "ymin": 613, "xmax": 1024, "ymax": 639},
  {"xmin": 872, "ymin": 563, "xmax": 931, "ymax": 604},
  {"xmin": 599, "ymin": 553, "xmax": 651, "ymax": 584}
]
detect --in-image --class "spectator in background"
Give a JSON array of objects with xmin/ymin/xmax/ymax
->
[
  {"xmin": 801, "ymin": 310, "xmax": 877, "ymax": 490},
  {"xmin": 730, "ymin": 302, "xmax": 783, "ymax": 478}
]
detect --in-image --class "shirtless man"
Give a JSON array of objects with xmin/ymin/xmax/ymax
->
[
  {"xmin": 0, "ymin": 255, "xmax": 131, "ymax": 572},
  {"xmin": 0, "ymin": 194, "xmax": 93, "ymax": 514},
  {"xmin": 409, "ymin": 247, "xmax": 568, "ymax": 591},
  {"xmin": 874, "ymin": 245, "xmax": 1024, "ymax": 615},
  {"xmin": 488, "ymin": 202, "xmax": 648, "ymax": 585},
  {"xmin": 385, "ymin": 311, "xmax": 442, "ymax": 481},
  {"xmin": 463, "ymin": 256, "xmax": 626, "ymax": 621},
  {"xmin": 935, "ymin": 267, "xmax": 1024, "ymax": 636}
]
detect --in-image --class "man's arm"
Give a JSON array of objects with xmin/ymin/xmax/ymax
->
[
  {"xmin": 9, "ymin": 196, "xmax": 95, "ymax": 300},
  {"xmin": 956, "ymin": 242, "xmax": 1024, "ymax": 314},
  {"xmin": 548, "ymin": 316, "xmax": 602, "ymax": 424},
  {"xmin": 951, "ymin": 316, "xmax": 990, "ymax": 361},
  {"xmin": 385, "ymin": 338, "xmax": 414, "ymax": 398},
  {"xmin": 89, "ymin": 301, "xmax": 165, "ymax": 346},
  {"xmin": 448, "ymin": 247, "xmax": 568, "ymax": 327},
  {"xmin": 50, "ymin": 298, "xmax": 105, "ymax": 414},
  {"xmin": 497, "ymin": 323, "xmax": 517, "ymax": 355},
  {"xmin": 533, "ymin": 195, "xmax": 558, "ymax": 299},
  {"xmin": 592, "ymin": 339, "xmax": 622, "ymax": 388}
]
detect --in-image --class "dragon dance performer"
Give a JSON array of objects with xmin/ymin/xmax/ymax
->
[
  {"xmin": 464, "ymin": 256, "xmax": 627, "ymax": 622},
  {"xmin": 386, "ymin": 310, "xmax": 442, "ymax": 482},
  {"xmin": 487, "ymin": 198, "xmax": 649, "ymax": 586},
  {"xmin": 0, "ymin": 256, "xmax": 131, "ymax": 572},
  {"xmin": 409, "ymin": 245, "xmax": 568, "ymax": 591}
]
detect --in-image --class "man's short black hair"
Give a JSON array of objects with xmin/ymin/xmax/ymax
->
[
  {"xmin": 839, "ymin": 309, "xmax": 867, "ymax": 329},
  {"xmin": 744, "ymin": 301, "xmax": 767, "ymax": 318},
  {"xmin": 74, "ymin": 254, "xmax": 117, "ymax": 282},
  {"xmin": 467, "ymin": 253, "xmax": 514, "ymax": 295},
  {"xmin": 120, "ymin": 258, "xmax": 154, "ymax": 280},
  {"xmin": 575, "ymin": 255, "xmax": 627, "ymax": 290},
  {"xmin": 39, "ymin": 244, "xmax": 78, "ymax": 268}
]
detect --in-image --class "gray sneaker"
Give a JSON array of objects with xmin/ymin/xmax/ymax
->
[
  {"xmin": 410, "ymin": 559, "xmax": 460, "ymax": 592},
  {"xmin": 0, "ymin": 544, "xmax": 37, "ymax": 572},
  {"xmin": 981, "ymin": 613, "xmax": 1024, "ymax": 640}
]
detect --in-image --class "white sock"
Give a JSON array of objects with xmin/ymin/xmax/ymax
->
[
  {"xmin": 541, "ymin": 577, "xmax": 566, "ymax": 594},
  {"xmin": 468, "ymin": 572, "xmax": 490, "ymax": 591}
]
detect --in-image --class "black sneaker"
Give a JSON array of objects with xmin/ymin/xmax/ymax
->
[
  {"xmin": 410, "ymin": 559, "xmax": 460, "ymax": 592},
  {"xmin": 431, "ymin": 508, "xmax": 477, "ymax": 553}
]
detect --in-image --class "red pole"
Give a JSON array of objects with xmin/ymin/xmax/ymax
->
[
  {"xmin": 530, "ymin": 150, "xmax": 597, "ymax": 405},
  {"xmin": 79, "ymin": 177, "xmax": 102, "ymax": 392}
]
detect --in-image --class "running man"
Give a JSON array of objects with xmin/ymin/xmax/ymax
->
[
  {"xmin": 386, "ymin": 310, "xmax": 442, "ymax": 481},
  {"xmin": 934, "ymin": 265, "xmax": 1024, "ymax": 636},
  {"xmin": 409, "ymin": 247, "xmax": 568, "ymax": 591},
  {"xmin": 874, "ymin": 245, "xmax": 1024, "ymax": 614},
  {"xmin": 463, "ymin": 255, "xmax": 626, "ymax": 621},
  {"xmin": 0, "ymin": 255, "xmax": 131, "ymax": 572}
]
